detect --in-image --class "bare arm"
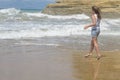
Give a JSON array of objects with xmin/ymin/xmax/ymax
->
[{"xmin": 84, "ymin": 14, "xmax": 97, "ymax": 29}]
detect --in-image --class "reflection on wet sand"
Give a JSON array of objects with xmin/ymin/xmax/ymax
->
[
  {"xmin": 72, "ymin": 52, "xmax": 120, "ymax": 80},
  {"xmin": 93, "ymin": 62, "xmax": 100, "ymax": 80},
  {"xmin": 0, "ymin": 40, "xmax": 120, "ymax": 80}
]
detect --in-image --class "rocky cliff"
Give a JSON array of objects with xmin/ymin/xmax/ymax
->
[{"xmin": 42, "ymin": 0, "xmax": 120, "ymax": 18}]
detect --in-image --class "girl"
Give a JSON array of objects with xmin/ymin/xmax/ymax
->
[{"xmin": 84, "ymin": 6, "xmax": 102, "ymax": 60}]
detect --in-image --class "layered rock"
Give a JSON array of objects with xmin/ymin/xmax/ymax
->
[{"xmin": 42, "ymin": 0, "xmax": 120, "ymax": 18}]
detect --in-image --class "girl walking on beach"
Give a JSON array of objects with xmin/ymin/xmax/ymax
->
[{"xmin": 84, "ymin": 6, "xmax": 102, "ymax": 60}]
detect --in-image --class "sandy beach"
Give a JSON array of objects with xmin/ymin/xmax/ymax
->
[
  {"xmin": 0, "ymin": 0, "xmax": 120, "ymax": 80},
  {"xmin": 0, "ymin": 38, "xmax": 120, "ymax": 80},
  {"xmin": 0, "ymin": 7, "xmax": 120, "ymax": 80}
]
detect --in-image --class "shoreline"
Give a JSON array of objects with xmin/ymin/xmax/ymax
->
[{"xmin": 0, "ymin": 39, "xmax": 120, "ymax": 80}]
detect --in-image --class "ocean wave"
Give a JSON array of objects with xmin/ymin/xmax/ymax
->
[
  {"xmin": 15, "ymin": 41, "xmax": 60, "ymax": 46},
  {"xmin": 0, "ymin": 24, "xmax": 88, "ymax": 39},
  {"xmin": 25, "ymin": 12, "xmax": 90, "ymax": 20},
  {"xmin": 0, "ymin": 24, "xmax": 119, "ymax": 39},
  {"xmin": 0, "ymin": 8, "xmax": 89, "ymax": 21},
  {"xmin": 0, "ymin": 8, "xmax": 20, "ymax": 15},
  {"xmin": 0, "ymin": 30, "xmax": 119, "ymax": 39},
  {"xmin": 0, "ymin": 8, "xmax": 120, "ymax": 39}
]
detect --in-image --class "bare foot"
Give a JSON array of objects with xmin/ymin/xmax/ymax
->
[
  {"xmin": 85, "ymin": 53, "xmax": 92, "ymax": 58},
  {"xmin": 97, "ymin": 55, "xmax": 102, "ymax": 60}
]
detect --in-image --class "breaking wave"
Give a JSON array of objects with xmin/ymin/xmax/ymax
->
[{"xmin": 0, "ymin": 8, "xmax": 120, "ymax": 39}]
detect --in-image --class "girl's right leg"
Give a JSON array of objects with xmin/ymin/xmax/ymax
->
[
  {"xmin": 89, "ymin": 39, "xmax": 94, "ymax": 54},
  {"xmin": 85, "ymin": 39, "xmax": 94, "ymax": 57}
]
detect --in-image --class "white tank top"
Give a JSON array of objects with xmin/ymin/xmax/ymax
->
[{"xmin": 92, "ymin": 14, "xmax": 100, "ymax": 30}]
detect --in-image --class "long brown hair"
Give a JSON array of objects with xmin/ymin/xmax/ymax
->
[{"xmin": 92, "ymin": 6, "xmax": 101, "ymax": 19}]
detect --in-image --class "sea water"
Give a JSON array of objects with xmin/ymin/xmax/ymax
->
[{"xmin": 0, "ymin": 8, "xmax": 120, "ymax": 51}]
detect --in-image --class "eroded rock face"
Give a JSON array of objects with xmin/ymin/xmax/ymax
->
[{"xmin": 42, "ymin": 0, "xmax": 120, "ymax": 18}]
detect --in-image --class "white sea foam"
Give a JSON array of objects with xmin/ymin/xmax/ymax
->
[
  {"xmin": 0, "ymin": 23, "xmax": 119, "ymax": 39},
  {"xmin": 25, "ymin": 12, "xmax": 90, "ymax": 20},
  {"xmin": 0, "ymin": 25, "xmax": 88, "ymax": 39},
  {"xmin": 15, "ymin": 41, "xmax": 60, "ymax": 46},
  {"xmin": 0, "ymin": 8, "xmax": 120, "ymax": 39},
  {"xmin": 0, "ymin": 8, "xmax": 20, "ymax": 15},
  {"xmin": 0, "ymin": 8, "xmax": 89, "ymax": 20}
]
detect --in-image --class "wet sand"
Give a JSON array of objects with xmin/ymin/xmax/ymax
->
[
  {"xmin": 72, "ymin": 51, "xmax": 120, "ymax": 80},
  {"xmin": 0, "ymin": 39, "xmax": 120, "ymax": 80}
]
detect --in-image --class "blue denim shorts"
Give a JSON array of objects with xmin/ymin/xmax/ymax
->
[{"xmin": 91, "ymin": 29, "xmax": 100, "ymax": 37}]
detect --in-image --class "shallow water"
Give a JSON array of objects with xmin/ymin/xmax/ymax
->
[
  {"xmin": 0, "ymin": 8, "xmax": 120, "ymax": 80},
  {"xmin": 0, "ymin": 8, "xmax": 120, "ymax": 39},
  {"xmin": 0, "ymin": 39, "xmax": 120, "ymax": 80}
]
